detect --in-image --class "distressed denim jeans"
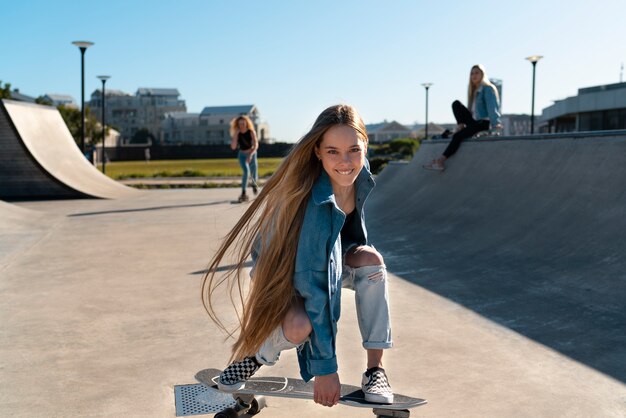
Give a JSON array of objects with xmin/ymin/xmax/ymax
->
[
  {"xmin": 238, "ymin": 150, "xmax": 258, "ymax": 193},
  {"xmin": 342, "ymin": 264, "xmax": 393, "ymax": 349}
]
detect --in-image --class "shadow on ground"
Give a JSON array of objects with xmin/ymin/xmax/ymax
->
[{"xmin": 367, "ymin": 134, "xmax": 626, "ymax": 384}]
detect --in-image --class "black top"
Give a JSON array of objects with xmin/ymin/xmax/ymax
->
[
  {"xmin": 238, "ymin": 130, "xmax": 253, "ymax": 151},
  {"xmin": 341, "ymin": 209, "xmax": 359, "ymax": 247}
]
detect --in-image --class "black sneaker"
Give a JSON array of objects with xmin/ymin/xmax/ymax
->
[
  {"xmin": 218, "ymin": 356, "xmax": 261, "ymax": 391},
  {"xmin": 361, "ymin": 367, "xmax": 394, "ymax": 404},
  {"xmin": 252, "ymin": 184, "xmax": 258, "ymax": 195},
  {"xmin": 238, "ymin": 193, "xmax": 249, "ymax": 203}
]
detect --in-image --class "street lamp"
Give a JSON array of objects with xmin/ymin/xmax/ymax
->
[
  {"xmin": 72, "ymin": 40, "xmax": 94, "ymax": 157},
  {"xmin": 421, "ymin": 83, "xmax": 433, "ymax": 139},
  {"xmin": 525, "ymin": 55, "xmax": 543, "ymax": 134},
  {"xmin": 97, "ymin": 75, "xmax": 110, "ymax": 174}
]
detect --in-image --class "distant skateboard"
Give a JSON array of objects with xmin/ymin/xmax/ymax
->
[{"xmin": 195, "ymin": 368, "xmax": 426, "ymax": 418}]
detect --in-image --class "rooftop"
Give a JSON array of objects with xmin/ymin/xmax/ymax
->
[
  {"xmin": 200, "ymin": 104, "xmax": 256, "ymax": 116},
  {"xmin": 44, "ymin": 94, "xmax": 75, "ymax": 102},
  {"xmin": 136, "ymin": 88, "xmax": 180, "ymax": 97}
]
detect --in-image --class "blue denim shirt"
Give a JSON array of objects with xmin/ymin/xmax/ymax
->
[
  {"xmin": 291, "ymin": 164, "xmax": 375, "ymax": 381},
  {"xmin": 474, "ymin": 84, "xmax": 501, "ymax": 127}
]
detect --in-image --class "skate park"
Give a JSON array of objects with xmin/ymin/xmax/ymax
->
[{"xmin": 1, "ymin": 100, "xmax": 626, "ymax": 417}]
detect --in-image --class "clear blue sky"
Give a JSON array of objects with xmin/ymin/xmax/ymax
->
[{"xmin": 3, "ymin": 0, "xmax": 625, "ymax": 142}]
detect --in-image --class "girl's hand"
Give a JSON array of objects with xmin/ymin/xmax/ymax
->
[
  {"xmin": 314, "ymin": 373, "xmax": 340, "ymax": 407},
  {"xmin": 230, "ymin": 130, "xmax": 239, "ymax": 150}
]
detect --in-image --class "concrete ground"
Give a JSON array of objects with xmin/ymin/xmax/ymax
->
[{"xmin": 2, "ymin": 135, "xmax": 626, "ymax": 418}]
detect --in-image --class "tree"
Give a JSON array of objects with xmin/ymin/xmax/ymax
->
[
  {"xmin": 1, "ymin": 82, "xmax": 100, "ymax": 148},
  {"xmin": 35, "ymin": 96, "xmax": 53, "ymax": 106},
  {"xmin": 0, "ymin": 81, "xmax": 12, "ymax": 99},
  {"xmin": 57, "ymin": 104, "xmax": 100, "ymax": 147},
  {"xmin": 130, "ymin": 128, "xmax": 156, "ymax": 144}
]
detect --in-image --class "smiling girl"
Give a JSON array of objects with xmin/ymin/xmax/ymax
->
[{"xmin": 202, "ymin": 104, "xmax": 394, "ymax": 407}]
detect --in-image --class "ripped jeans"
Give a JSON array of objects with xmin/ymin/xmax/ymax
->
[
  {"xmin": 342, "ymin": 264, "xmax": 393, "ymax": 350},
  {"xmin": 255, "ymin": 263, "xmax": 392, "ymax": 367}
]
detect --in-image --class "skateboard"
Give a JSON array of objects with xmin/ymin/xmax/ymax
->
[
  {"xmin": 232, "ymin": 180, "xmax": 259, "ymax": 204},
  {"xmin": 195, "ymin": 368, "xmax": 426, "ymax": 418}
]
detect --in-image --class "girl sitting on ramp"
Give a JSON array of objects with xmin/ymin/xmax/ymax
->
[
  {"xmin": 424, "ymin": 64, "xmax": 502, "ymax": 171},
  {"xmin": 202, "ymin": 104, "xmax": 394, "ymax": 408}
]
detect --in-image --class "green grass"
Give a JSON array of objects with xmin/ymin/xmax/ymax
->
[
  {"xmin": 99, "ymin": 158, "xmax": 283, "ymax": 180},
  {"xmin": 129, "ymin": 182, "xmax": 243, "ymax": 189}
]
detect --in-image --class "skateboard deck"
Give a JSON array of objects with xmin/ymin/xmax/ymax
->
[{"xmin": 195, "ymin": 368, "xmax": 426, "ymax": 412}]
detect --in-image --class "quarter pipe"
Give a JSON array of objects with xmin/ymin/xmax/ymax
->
[
  {"xmin": 367, "ymin": 132, "xmax": 626, "ymax": 383},
  {"xmin": 0, "ymin": 99, "xmax": 138, "ymax": 199}
]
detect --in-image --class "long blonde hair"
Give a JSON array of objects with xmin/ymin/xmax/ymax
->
[
  {"xmin": 467, "ymin": 64, "xmax": 500, "ymax": 110},
  {"xmin": 202, "ymin": 104, "xmax": 368, "ymax": 362}
]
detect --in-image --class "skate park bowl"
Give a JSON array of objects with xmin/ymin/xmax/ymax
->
[
  {"xmin": 0, "ymin": 99, "xmax": 139, "ymax": 200},
  {"xmin": 0, "ymin": 131, "xmax": 625, "ymax": 417},
  {"xmin": 366, "ymin": 131, "xmax": 626, "ymax": 383},
  {"xmin": 0, "ymin": 200, "xmax": 58, "ymax": 267}
]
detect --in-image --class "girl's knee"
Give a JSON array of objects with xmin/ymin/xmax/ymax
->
[
  {"xmin": 345, "ymin": 245, "xmax": 384, "ymax": 268},
  {"xmin": 283, "ymin": 316, "xmax": 311, "ymax": 344},
  {"xmin": 282, "ymin": 303, "xmax": 311, "ymax": 344}
]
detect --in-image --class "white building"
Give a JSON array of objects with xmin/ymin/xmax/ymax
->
[
  {"xmin": 43, "ymin": 94, "xmax": 76, "ymax": 108},
  {"xmin": 162, "ymin": 105, "xmax": 271, "ymax": 145},
  {"xmin": 89, "ymin": 87, "xmax": 186, "ymax": 143},
  {"xmin": 501, "ymin": 114, "xmax": 531, "ymax": 136},
  {"xmin": 366, "ymin": 121, "xmax": 415, "ymax": 143},
  {"xmin": 541, "ymin": 82, "xmax": 626, "ymax": 132}
]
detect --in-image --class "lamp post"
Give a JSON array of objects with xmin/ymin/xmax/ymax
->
[
  {"xmin": 525, "ymin": 55, "xmax": 543, "ymax": 134},
  {"xmin": 72, "ymin": 41, "xmax": 94, "ymax": 157},
  {"xmin": 97, "ymin": 75, "xmax": 110, "ymax": 174},
  {"xmin": 421, "ymin": 83, "xmax": 433, "ymax": 139}
]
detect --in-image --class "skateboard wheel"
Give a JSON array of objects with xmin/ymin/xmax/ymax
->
[
  {"xmin": 248, "ymin": 396, "xmax": 266, "ymax": 415},
  {"xmin": 214, "ymin": 407, "xmax": 238, "ymax": 418}
]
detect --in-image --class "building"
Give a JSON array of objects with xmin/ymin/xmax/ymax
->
[
  {"xmin": 366, "ymin": 121, "xmax": 414, "ymax": 143},
  {"xmin": 161, "ymin": 112, "xmax": 205, "ymax": 144},
  {"xmin": 9, "ymin": 89, "xmax": 36, "ymax": 103},
  {"xmin": 415, "ymin": 122, "xmax": 457, "ymax": 139},
  {"xmin": 541, "ymin": 82, "xmax": 626, "ymax": 133},
  {"xmin": 43, "ymin": 94, "xmax": 76, "ymax": 108},
  {"xmin": 162, "ymin": 105, "xmax": 271, "ymax": 145},
  {"xmin": 492, "ymin": 78, "xmax": 503, "ymax": 111},
  {"xmin": 501, "ymin": 114, "xmax": 531, "ymax": 136},
  {"xmin": 89, "ymin": 87, "xmax": 186, "ymax": 143}
]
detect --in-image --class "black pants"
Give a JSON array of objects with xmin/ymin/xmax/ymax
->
[{"xmin": 442, "ymin": 100, "xmax": 490, "ymax": 158}]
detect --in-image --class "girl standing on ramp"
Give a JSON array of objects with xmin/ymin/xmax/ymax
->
[
  {"xmin": 230, "ymin": 115, "xmax": 259, "ymax": 202},
  {"xmin": 424, "ymin": 64, "xmax": 502, "ymax": 171},
  {"xmin": 202, "ymin": 104, "xmax": 394, "ymax": 408}
]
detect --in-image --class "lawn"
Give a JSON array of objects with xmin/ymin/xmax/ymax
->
[{"xmin": 99, "ymin": 158, "xmax": 284, "ymax": 179}]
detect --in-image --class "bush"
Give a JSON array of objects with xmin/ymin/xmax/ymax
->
[
  {"xmin": 367, "ymin": 138, "xmax": 420, "ymax": 175},
  {"xmin": 388, "ymin": 138, "xmax": 420, "ymax": 155},
  {"xmin": 369, "ymin": 138, "xmax": 419, "ymax": 158},
  {"xmin": 369, "ymin": 156, "xmax": 393, "ymax": 175}
]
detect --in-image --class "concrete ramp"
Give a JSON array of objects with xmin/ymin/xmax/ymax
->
[
  {"xmin": 0, "ymin": 99, "xmax": 138, "ymax": 199},
  {"xmin": 0, "ymin": 200, "xmax": 57, "ymax": 269},
  {"xmin": 367, "ymin": 133, "xmax": 626, "ymax": 383}
]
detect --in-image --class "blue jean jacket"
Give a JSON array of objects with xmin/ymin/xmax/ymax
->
[
  {"xmin": 291, "ymin": 165, "xmax": 375, "ymax": 381},
  {"xmin": 474, "ymin": 84, "xmax": 501, "ymax": 127}
]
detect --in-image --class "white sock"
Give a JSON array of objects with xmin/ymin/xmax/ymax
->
[{"xmin": 255, "ymin": 325, "xmax": 298, "ymax": 366}]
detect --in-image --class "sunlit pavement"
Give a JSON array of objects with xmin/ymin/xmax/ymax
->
[{"xmin": 1, "ymin": 183, "xmax": 625, "ymax": 417}]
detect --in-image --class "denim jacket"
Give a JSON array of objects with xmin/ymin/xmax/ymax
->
[
  {"xmin": 474, "ymin": 84, "xmax": 501, "ymax": 127},
  {"xmin": 291, "ymin": 164, "xmax": 375, "ymax": 381}
]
